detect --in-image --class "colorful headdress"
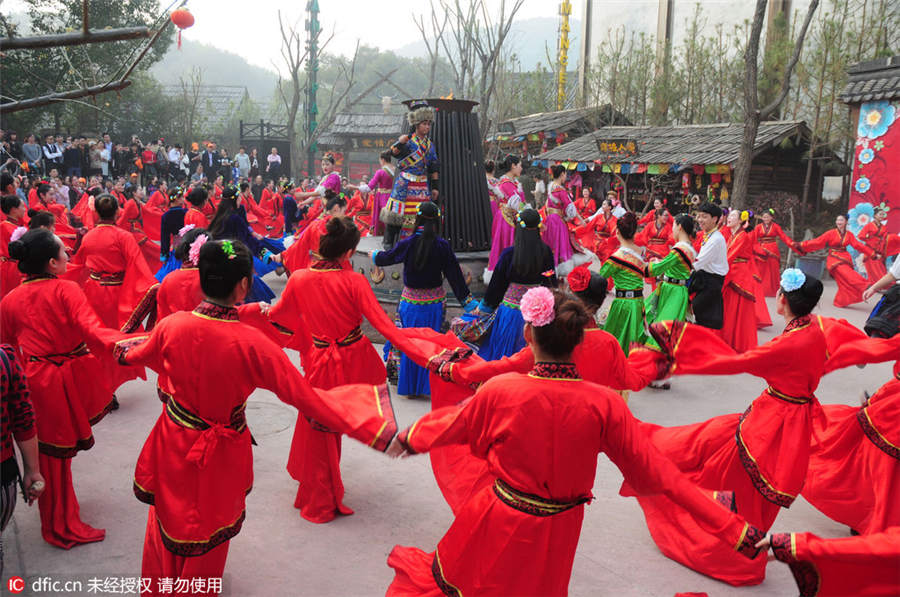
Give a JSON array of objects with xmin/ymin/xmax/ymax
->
[{"xmin": 188, "ymin": 234, "xmax": 209, "ymax": 266}]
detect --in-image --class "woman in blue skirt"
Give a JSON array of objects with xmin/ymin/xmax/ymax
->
[
  {"xmin": 476, "ymin": 208, "xmax": 557, "ymax": 360},
  {"xmin": 373, "ymin": 201, "xmax": 472, "ymax": 397},
  {"xmin": 154, "ymin": 186, "xmax": 187, "ymax": 282}
]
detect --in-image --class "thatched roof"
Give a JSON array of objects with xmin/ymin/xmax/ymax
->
[
  {"xmin": 537, "ymin": 121, "xmax": 813, "ymax": 166},
  {"xmin": 487, "ymin": 104, "xmax": 631, "ymax": 141}
]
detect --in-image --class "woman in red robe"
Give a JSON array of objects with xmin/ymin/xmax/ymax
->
[
  {"xmin": 116, "ymin": 183, "xmax": 160, "ymax": 271},
  {"xmin": 798, "ymin": 214, "xmax": 874, "ymax": 307},
  {"xmin": 267, "ymin": 216, "xmax": 422, "ymax": 523},
  {"xmin": 416, "ymin": 268, "xmax": 654, "ymax": 514},
  {"xmin": 574, "ymin": 199, "xmax": 618, "ymax": 260},
  {"xmin": 276, "ymin": 194, "xmax": 345, "ymax": 274},
  {"xmin": 1, "ymin": 229, "xmax": 123, "ymax": 548},
  {"xmin": 64, "ymin": 194, "xmax": 159, "ymax": 390},
  {"xmin": 719, "ymin": 210, "xmax": 758, "ymax": 352},
  {"xmin": 386, "ymin": 289, "xmax": 764, "ymax": 596},
  {"xmin": 799, "ymin": 334, "xmax": 900, "ymax": 535},
  {"xmin": 858, "ymin": 207, "xmax": 891, "ymax": 282},
  {"xmin": 622, "ymin": 268, "xmax": 871, "ymax": 586},
  {"xmin": 114, "ymin": 239, "xmax": 397, "ymax": 596},
  {"xmin": 184, "ymin": 187, "xmax": 210, "ymax": 229},
  {"xmin": 760, "ymin": 529, "xmax": 900, "ymax": 597},
  {"xmin": 156, "ymin": 228, "xmax": 207, "ymax": 321},
  {"xmin": 141, "ymin": 181, "xmax": 169, "ymax": 243},
  {"xmin": 1, "ymin": 194, "xmax": 26, "ymax": 298},
  {"xmin": 753, "ymin": 210, "xmax": 798, "ymax": 296}
]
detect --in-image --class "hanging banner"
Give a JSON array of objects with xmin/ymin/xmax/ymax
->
[{"xmin": 848, "ymin": 100, "xmax": 899, "ymax": 234}]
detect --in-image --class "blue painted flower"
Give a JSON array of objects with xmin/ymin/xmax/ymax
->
[
  {"xmin": 855, "ymin": 176, "xmax": 872, "ymax": 194},
  {"xmin": 859, "ymin": 147, "xmax": 875, "ymax": 164},
  {"xmin": 858, "ymin": 101, "xmax": 896, "ymax": 139},
  {"xmin": 848, "ymin": 202, "xmax": 874, "ymax": 236}
]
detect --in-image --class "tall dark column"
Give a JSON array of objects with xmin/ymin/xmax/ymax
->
[{"xmin": 405, "ymin": 98, "xmax": 492, "ymax": 252}]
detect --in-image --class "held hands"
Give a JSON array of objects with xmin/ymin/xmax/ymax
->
[{"xmin": 386, "ymin": 436, "xmax": 411, "ymax": 459}]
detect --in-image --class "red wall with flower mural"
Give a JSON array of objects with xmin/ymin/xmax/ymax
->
[{"xmin": 849, "ymin": 100, "xmax": 899, "ymax": 233}]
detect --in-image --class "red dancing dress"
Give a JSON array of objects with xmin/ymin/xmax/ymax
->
[
  {"xmin": 117, "ymin": 197, "xmax": 161, "ymax": 271},
  {"xmin": 0, "ymin": 217, "xmax": 24, "ymax": 298},
  {"xmin": 267, "ymin": 259, "xmax": 419, "ymax": 523},
  {"xmin": 800, "ymin": 228, "xmax": 874, "ymax": 307},
  {"xmin": 770, "ymin": 529, "xmax": 900, "ymax": 597},
  {"xmin": 65, "ymin": 223, "xmax": 160, "ymax": 389},
  {"xmin": 114, "ymin": 301, "xmax": 397, "ymax": 595},
  {"xmin": 801, "ymin": 334, "xmax": 900, "ymax": 535},
  {"xmin": 183, "ymin": 206, "xmax": 209, "ymax": 229},
  {"xmin": 387, "ymin": 363, "xmax": 763, "ymax": 596},
  {"xmin": 719, "ymin": 228, "xmax": 758, "ymax": 353},
  {"xmin": 281, "ymin": 215, "xmax": 330, "ymax": 274},
  {"xmin": 622, "ymin": 315, "xmax": 868, "ymax": 585},
  {"xmin": 155, "ymin": 266, "xmax": 202, "ymax": 321},
  {"xmin": 635, "ymin": 217, "xmax": 673, "ymax": 262},
  {"xmin": 858, "ymin": 219, "xmax": 891, "ymax": 282},
  {"xmin": 752, "ymin": 221, "xmax": 796, "ymax": 296},
  {"xmin": 141, "ymin": 189, "xmax": 168, "ymax": 242},
  {"xmin": 1, "ymin": 274, "xmax": 123, "ymax": 548},
  {"xmin": 575, "ymin": 212, "xmax": 618, "ymax": 261},
  {"xmin": 420, "ymin": 327, "xmax": 654, "ymax": 514}
]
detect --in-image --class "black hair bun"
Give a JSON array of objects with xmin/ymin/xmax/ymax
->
[{"xmin": 8, "ymin": 240, "xmax": 26, "ymax": 261}]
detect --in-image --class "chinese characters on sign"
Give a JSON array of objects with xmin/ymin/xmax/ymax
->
[
  {"xmin": 557, "ymin": 1, "xmax": 572, "ymax": 110},
  {"xmin": 594, "ymin": 139, "xmax": 639, "ymax": 158}
]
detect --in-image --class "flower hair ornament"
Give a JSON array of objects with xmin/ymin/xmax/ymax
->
[
  {"xmin": 416, "ymin": 203, "xmax": 441, "ymax": 219},
  {"xmin": 567, "ymin": 264, "xmax": 592, "ymax": 292},
  {"xmin": 740, "ymin": 210, "xmax": 750, "ymax": 222},
  {"xmin": 520, "ymin": 286, "xmax": 556, "ymax": 327},
  {"xmin": 178, "ymin": 224, "xmax": 196, "ymax": 237},
  {"xmin": 188, "ymin": 234, "xmax": 209, "ymax": 266},
  {"xmin": 10, "ymin": 226, "xmax": 27, "ymax": 243},
  {"xmin": 780, "ymin": 268, "xmax": 806, "ymax": 293},
  {"xmin": 221, "ymin": 240, "xmax": 236, "ymax": 260}
]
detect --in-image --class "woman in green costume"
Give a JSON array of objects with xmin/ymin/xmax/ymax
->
[
  {"xmin": 645, "ymin": 213, "xmax": 696, "ymax": 325},
  {"xmin": 599, "ymin": 212, "xmax": 647, "ymax": 354}
]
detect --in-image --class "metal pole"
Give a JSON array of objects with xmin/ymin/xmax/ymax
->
[{"xmin": 305, "ymin": 0, "xmax": 320, "ymax": 178}]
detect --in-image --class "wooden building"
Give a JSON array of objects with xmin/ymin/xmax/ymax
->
[
  {"xmin": 485, "ymin": 105, "xmax": 630, "ymax": 159},
  {"xmin": 317, "ymin": 112, "xmax": 404, "ymax": 180},
  {"xmin": 535, "ymin": 120, "xmax": 846, "ymax": 212}
]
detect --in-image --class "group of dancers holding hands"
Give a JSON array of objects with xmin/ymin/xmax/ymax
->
[{"xmin": 1, "ymin": 128, "xmax": 899, "ymax": 597}]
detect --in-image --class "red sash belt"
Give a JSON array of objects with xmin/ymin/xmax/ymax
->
[
  {"xmin": 492, "ymin": 478, "xmax": 591, "ymax": 517},
  {"xmin": 311, "ymin": 325, "xmax": 363, "ymax": 349},
  {"xmin": 28, "ymin": 342, "xmax": 89, "ymax": 366},
  {"xmin": 766, "ymin": 386, "xmax": 813, "ymax": 404},
  {"xmin": 166, "ymin": 396, "xmax": 248, "ymax": 468},
  {"xmin": 88, "ymin": 270, "xmax": 125, "ymax": 286}
]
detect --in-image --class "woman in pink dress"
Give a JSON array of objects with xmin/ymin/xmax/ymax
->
[
  {"xmin": 543, "ymin": 165, "xmax": 584, "ymax": 267},
  {"xmin": 351, "ymin": 151, "xmax": 393, "ymax": 236},
  {"xmin": 487, "ymin": 155, "xmax": 525, "ymax": 273}
]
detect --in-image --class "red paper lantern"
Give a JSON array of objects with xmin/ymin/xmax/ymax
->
[{"xmin": 170, "ymin": 8, "xmax": 195, "ymax": 49}]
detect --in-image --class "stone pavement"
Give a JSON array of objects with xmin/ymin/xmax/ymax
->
[{"xmin": 2, "ymin": 277, "xmax": 893, "ymax": 596}]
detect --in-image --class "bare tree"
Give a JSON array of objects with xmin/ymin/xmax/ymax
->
[
  {"xmin": 177, "ymin": 67, "xmax": 205, "ymax": 146},
  {"xmin": 437, "ymin": 0, "xmax": 479, "ymax": 97},
  {"xmin": 731, "ymin": 0, "xmax": 819, "ymax": 209},
  {"xmin": 413, "ymin": 0, "xmax": 449, "ymax": 96}
]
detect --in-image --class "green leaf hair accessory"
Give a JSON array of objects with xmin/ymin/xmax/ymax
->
[{"xmin": 221, "ymin": 240, "xmax": 236, "ymax": 259}]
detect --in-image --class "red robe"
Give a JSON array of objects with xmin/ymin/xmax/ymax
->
[
  {"xmin": 116, "ymin": 300, "xmax": 397, "ymax": 592},
  {"xmin": 574, "ymin": 212, "xmax": 618, "ymax": 260},
  {"xmin": 770, "ymin": 529, "xmax": 900, "ymax": 597},
  {"xmin": 281, "ymin": 215, "xmax": 330, "ymax": 273},
  {"xmin": 635, "ymin": 218, "xmax": 673, "ymax": 261},
  {"xmin": 719, "ymin": 229, "xmax": 758, "ymax": 353},
  {"xmin": 800, "ymin": 228, "xmax": 874, "ymax": 307},
  {"xmin": 638, "ymin": 208, "xmax": 669, "ymax": 226},
  {"xmin": 267, "ymin": 259, "xmax": 423, "ymax": 523},
  {"xmin": 622, "ymin": 316, "xmax": 868, "ymax": 585},
  {"xmin": 156, "ymin": 266, "xmax": 202, "ymax": 321},
  {"xmin": 184, "ymin": 207, "xmax": 209, "ymax": 229},
  {"xmin": 752, "ymin": 222, "xmax": 796, "ymax": 296},
  {"xmin": 1, "ymin": 275, "xmax": 123, "ymax": 548},
  {"xmin": 0, "ymin": 218, "xmax": 24, "ymax": 298},
  {"xmin": 117, "ymin": 198, "xmax": 161, "ymax": 271},
  {"xmin": 29, "ymin": 192, "xmax": 78, "ymax": 250},
  {"xmin": 416, "ymin": 327, "xmax": 654, "ymax": 514},
  {"xmin": 142, "ymin": 190, "xmax": 169, "ymax": 242},
  {"xmin": 858, "ymin": 220, "xmax": 891, "ymax": 282},
  {"xmin": 387, "ymin": 363, "xmax": 762, "ymax": 596},
  {"xmin": 65, "ymin": 223, "xmax": 159, "ymax": 389}
]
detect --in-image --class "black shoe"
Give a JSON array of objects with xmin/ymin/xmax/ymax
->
[{"xmin": 110, "ymin": 395, "xmax": 120, "ymax": 411}]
